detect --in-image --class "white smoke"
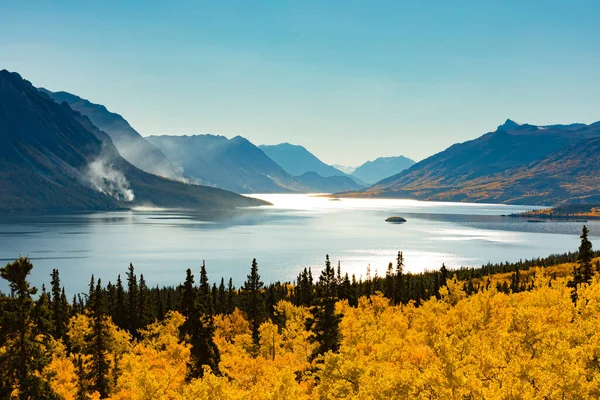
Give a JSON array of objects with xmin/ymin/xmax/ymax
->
[{"xmin": 85, "ymin": 158, "xmax": 135, "ymax": 202}]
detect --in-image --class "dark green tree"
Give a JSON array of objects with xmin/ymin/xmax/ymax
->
[
  {"xmin": 138, "ymin": 274, "xmax": 152, "ymax": 329},
  {"xmin": 226, "ymin": 278, "xmax": 235, "ymax": 314},
  {"xmin": 50, "ymin": 269, "xmax": 68, "ymax": 341},
  {"xmin": 385, "ymin": 262, "xmax": 394, "ymax": 299},
  {"xmin": 307, "ymin": 255, "xmax": 342, "ymax": 361},
  {"xmin": 579, "ymin": 225, "xmax": 594, "ymax": 283},
  {"xmin": 86, "ymin": 280, "xmax": 111, "ymax": 398},
  {"xmin": 440, "ymin": 263, "xmax": 448, "ymax": 288},
  {"xmin": 394, "ymin": 251, "xmax": 405, "ymax": 304},
  {"xmin": 241, "ymin": 258, "xmax": 265, "ymax": 348},
  {"xmin": 0, "ymin": 258, "xmax": 58, "ymax": 399},
  {"xmin": 179, "ymin": 267, "xmax": 220, "ymax": 378},
  {"xmin": 115, "ymin": 274, "xmax": 126, "ymax": 329},
  {"xmin": 126, "ymin": 263, "xmax": 139, "ymax": 334}
]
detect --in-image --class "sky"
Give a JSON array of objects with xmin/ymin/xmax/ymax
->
[{"xmin": 1, "ymin": 1, "xmax": 600, "ymax": 166}]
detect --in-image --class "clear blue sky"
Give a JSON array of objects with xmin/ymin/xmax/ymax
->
[{"xmin": 1, "ymin": 1, "xmax": 599, "ymax": 165}]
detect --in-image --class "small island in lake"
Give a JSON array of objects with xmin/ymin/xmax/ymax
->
[{"xmin": 386, "ymin": 216, "xmax": 407, "ymax": 223}]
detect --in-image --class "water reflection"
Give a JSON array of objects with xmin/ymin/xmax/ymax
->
[{"xmin": 0, "ymin": 194, "xmax": 598, "ymax": 295}]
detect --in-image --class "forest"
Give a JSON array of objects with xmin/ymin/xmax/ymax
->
[{"xmin": 1, "ymin": 226, "xmax": 600, "ymax": 399}]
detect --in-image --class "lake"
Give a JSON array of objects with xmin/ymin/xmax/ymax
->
[{"xmin": 1, "ymin": 194, "xmax": 599, "ymax": 295}]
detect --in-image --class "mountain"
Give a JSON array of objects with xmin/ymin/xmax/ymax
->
[
  {"xmin": 0, "ymin": 70, "xmax": 267, "ymax": 212},
  {"xmin": 448, "ymin": 135, "xmax": 600, "ymax": 205},
  {"xmin": 148, "ymin": 135, "xmax": 365, "ymax": 193},
  {"xmin": 148, "ymin": 135, "xmax": 310, "ymax": 193},
  {"xmin": 38, "ymin": 88, "xmax": 187, "ymax": 182},
  {"xmin": 333, "ymin": 164, "xmax": 356, "ymax": 174},
  {"xmin": 350, "ymin": 119, "xmax": 600, "ymax": 205},
  {"xmin": 295, "ymin": 172, "xmax": 364, "ymax": 193},
  {"xmin": 351, "ymin": 156, "xmax": 416, "ymax": 184},
  {"xmin": 259, "ymin": 143, "xmax": 347, "ymax": 178}
]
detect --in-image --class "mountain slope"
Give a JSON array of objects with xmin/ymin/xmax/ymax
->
[
  {"xmin": 350, "ymin": 119, "xmax": 600, "ymax": 204},
  {"xmin": 0, "ymin": 70, "xmax": 266, "ymax": 212},
  {"xmin": 259, "ymin": 143, "xmax": 347, "ymax": 178},
  {"xmin": 351, "ymin": 156, "xmax": 415, "ymax": 184},
  {"xmin": 148, "ymin": 135, "xmax": 311, "ymax": 193},
  {"xmin": 38, "ymin": 89, "xmax": 187, "ymax": 182}
]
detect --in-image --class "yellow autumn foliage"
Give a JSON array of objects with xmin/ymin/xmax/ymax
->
[{"xmin": 34, "ymin": 268, "xmax": 600, "ymax": 399}]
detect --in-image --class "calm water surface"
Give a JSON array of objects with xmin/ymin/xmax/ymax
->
[{"xmin": 1, "ymin": 194, "xmax": 599, "ymax": 295}]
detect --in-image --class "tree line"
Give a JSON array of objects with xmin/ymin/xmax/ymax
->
[{"xmin": 0, "ymin": 226, "xmax": 597, "ymax": 398}]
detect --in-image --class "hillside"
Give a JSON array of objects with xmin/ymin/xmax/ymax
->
[
  {"xmin": 38, "ymin": 89, "xmax": 187, "ymax": 182},
  {"xmin": 351, "ymin": 155, "xmax": 415, "ymax": 184},
  {"xmin": 0, "ymin": 70, "xmax": 267, "ymax": 212},
  {"xmin": 352, "ymin": 119, "xmax": 600, "ymax": 205}
]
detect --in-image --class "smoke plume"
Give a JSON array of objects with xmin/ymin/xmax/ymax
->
[{"xmin": 85, "ymin": 158, "xmax": 135, "ymax": 202}]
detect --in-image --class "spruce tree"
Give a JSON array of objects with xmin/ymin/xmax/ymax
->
[
  {"xmin": 218, "ymin": 278, "xmax": 226, "ymax": 315},
  {"xmin": 385, "ymin": 262, "xmax": 394, "ymax": 299},
  {"xmin": 138, "ymin": 274, "xmax": 152, "ymax": 330},
  {"xmin": 394, "ymin": 251, "xmax": 405, "ymax": 304},
  {"xmin": 115, "ymin": 274, "xmax": 126, "ymax": 329},
  {"xmin": 50, "ymin": 269, "xmax": 68, "ymax": 341},
  {"xmin": 440, "ymin": 263, "xmax": 448, "ymax": 288},
  {"xmin": 0, "ymin": 258, "xmax": 58, "ymax": 399},
  {"xmin": 126, "ymin": 263, "xmax": 139, "ymax": 334},
  {"xmin": 226, "ymin": 278, "xmax": 235, "ymax": 314},
  {"xmin": 87, "ymin": 280, "xmax": 111, "ymax": 398},
  {"xmin": 241, "ymin": 258, "xmax": 265, "ymax": 348},
  {"xmin": 179, "ymin": 267, "xmax": 220, "ymax": 378},
  {"xmin": 579, "ymin": 225, "xmax": 594, "ymax": 283},
  {"xmin": 307, "ymin": 255, "xmax": 342, "ymax": 361}
]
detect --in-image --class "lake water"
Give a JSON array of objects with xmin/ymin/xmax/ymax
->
[{"xmin": 1, "ymin": 194, "xmax": 599, "ymax": 295}]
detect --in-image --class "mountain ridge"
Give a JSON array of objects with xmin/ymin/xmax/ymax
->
[
  {"xmin": 0, "ymin": 70, "xmax": 267, "ymax": 212},
  {"xmin": 343, "ymin": 118, "xmax": 600, "ymax": 205}
]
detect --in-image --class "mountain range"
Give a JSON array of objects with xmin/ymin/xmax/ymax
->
[
  {"xmin": 38, "ymin": 89, "xmax": 188, "ymax": 183},
  {"xmin": 349, "ymin": 119, "xmax": 600, "ymax": 205},
  {"xmin": 148, "ymin": 135, "xmax": 363, "ymax": 193},
  {"xmin": 259, "ymin": 143, "xmax": 346, "ymax": 177},
  {"xmin": 351, "ymin": 156, "xmax": 415, "ymax": 184},
  {"xmin": 0, "ymin": 70, "xmax": 266, "ymax": 212}
]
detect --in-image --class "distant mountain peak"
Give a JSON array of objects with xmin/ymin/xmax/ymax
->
[{"xmin": 497, "ymin": 119, "xmax": 520, "ymax": 131}]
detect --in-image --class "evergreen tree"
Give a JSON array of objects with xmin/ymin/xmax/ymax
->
[
  {"xmin": 385, "ymin": 262, "xmax": 394, "ymax": 299},
  {"xmin": 226, "ymin": 278, "xmax": 235, "ymax": 314},
  {"xmin": 50, "ymin": 269, "xmax": 68, "ymax": 341},
  {"xmin": 0, "ymin": 258, "xmax": 58, "ymax": 399},
  {"xmin": 218, "ymin": 278, "xmax": 226, "ymax": 315},
  {"xmin": 579, "ymin": 225, "xmax": 594, "ymax": 283},
  {"xmin": 440, "ymin": 263, "xmax": 448, "ymax": 288},
  {"xmin": 394, "ymin": 251, "xmax": 405, "ymax": 304},
  {"xmin": 179, "ymin": 267, "xmax": 220, "ymax": 377},
  {"xmin": 126, "ymin": 263, "xmax": 139, "ymax": 334},
  {"xmin": 241, "ymin": 258, "xmax": 265, "ymax": 348},
  {"xmin": 87, "ymin": 280, "xmax": 111, "ymax": 398},
  {"xmin": 138, "ymin": 274, "xmax": 152, "ymax": 329},
  {"xmin": 307, "ymin": 255, "xmax": 342, "ymax": 361},
  {"xmin": 115, "ymin": 274, "xmax": 126, "ymax": 329}
]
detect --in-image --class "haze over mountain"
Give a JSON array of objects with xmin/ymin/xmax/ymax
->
[
  {"xmin": 148, "ymin": 135, "xmax": 306, "ymax": 193},
  {"xmin": 38, "ymin": 89, "xmax": 187, "ymax": 183},
  {"xmin": 348, "ymin": 119, "xmax": 600, "ymax": 205},
  {"xmin": 333, "ymin": 164, "xmax": 356, "ymax": 174},
  {"xmin": 148, "ymin": 135, "xmax": 363, "ymax": 194},
  {"xmin": 259, "ymin": 143, "xmax": 346, "ymax": 177},
  {"xmin": 351, "ymin": 156, "xmax": 416, "ymax": 184},
  {"xmin": 0, "ymin": 70, "xmax": 266, "ymax": 212}
]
